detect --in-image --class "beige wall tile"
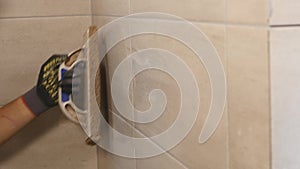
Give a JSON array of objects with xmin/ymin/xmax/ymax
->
[
  {"xmin": 227, "ymin": 0, "xmax": 269, "ymax": 24},
  {"xmin": 0, "ymin": 0, "xmax": 90, "ymax": 17},
  {"xmin": 0, "ymin": 107, "xmax": 97, "ymax": 169},
  {"xmin": 271, "ymin": 27, "xmax": 300, "ymax": 169},
  {"xmin": 227, "ymin": 26, "xmax": 270, "ymax": 169},
  {"xmin": 130, "ymin": 22, "xmax": 228, "ymax": 169},
  {"xmin": 270, "ymin": 0, "xmax": 300, "ymax": 25},
  {"xmin": 131, "ymin": 0, "xmax": 225, "ymax": 22},
  {"xmin": 92, "ymin": 0, "xmax": 129, "ymax": 16},
  {"xmin": 0, "ymin": 16, "xmax": 90, "ymax": 105}
]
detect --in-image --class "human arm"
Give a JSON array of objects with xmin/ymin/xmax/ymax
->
[{"xmin": 0, "ymin": 54, "xmax": 68, "ymax": 145}]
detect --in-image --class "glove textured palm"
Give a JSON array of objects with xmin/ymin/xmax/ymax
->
[{"xmin": 37, "ymin": 54, "xmax": 68, "ymax": 106}]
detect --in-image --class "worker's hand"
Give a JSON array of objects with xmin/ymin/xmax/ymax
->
[
  {"xmin": 37, "ymin": 55, "xmax": 68, "ymax": 106},
  {"xmin": 22, "ymin": 54, "xmax": 68, "ymax": 116}
]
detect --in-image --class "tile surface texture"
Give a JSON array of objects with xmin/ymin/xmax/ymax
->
[
  {"xmin": 227, "ymin": 0, "xmax": 269, "ymax": 24},
  {"xmin": 270, "ymin": 0, "xmax": 300, "ymax": 25},
  {"xmin": 227, "ymin": 26, "xmax": 270, "ymax": 169},
  {"xmin": 130, "ymin": 22, "xmax": 227, "ymax": 169},
  {"xmin": 271, "ymin": 27, "xmax": 300, "ymax": 169},
  {"xmin": 0, "ymin": 0, "xmax": 90, "ymax": 17},
  {"xmin": 92, "ymin": 0, "xmax": 129, "ymax": 16}
]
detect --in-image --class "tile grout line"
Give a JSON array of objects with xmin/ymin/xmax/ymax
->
[
  {"xmin": 129, "ymin": 0, "xmax": 132, "ymax": 14},
  {"xmin": 0, "ymin": 14, "xmax": 91, "ymax": 20},
  {"xmin": 128, "ymin": 1, "xmax": 137, "ymax": 168},
  {"xmin": 225, "ymin": 9, "xmax": 230, "ymax": 169},
  {"xmin": 128, "ymin": 1, "xmax": 138, "ymax": 169},
  {"xmin": 267, "ymin": 25, "xmax": 273, "ymax": 169},
  {"xmin": 267, "ymin": 2, "xmax": 273, "ymax": 168},
  {"xmin": 224, "ymin": 0, "xmax": 230, "ymax": 168},
  {"xmin": 270, "ymin": 24, "xmax": 300, "ymax": 28},
  {"xmin": 89, "ymin": 0, "xmax": 94, "ymax": 25},
  {"xmin": 92, "ymin": 14, "xmax": 270, "ymax": 28}
]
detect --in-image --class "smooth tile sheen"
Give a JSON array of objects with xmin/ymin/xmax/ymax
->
[
  {"xmin": 227, "ymin": 26, "xmax": 270, "ymax": 169},
  {"xmin": 0, "ymin": 16, "xmax": 90, "ymax": 105},
  {"xmin": 0, "ymin": 0, "xmax": 90, "ymax": 17}
]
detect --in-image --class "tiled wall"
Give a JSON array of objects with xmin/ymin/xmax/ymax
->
[
  {"xmin": 1, "ymin": 0, "xmax": 298, "ymax": 169},
  {"xmin": 0, "ymin": 1, "xmax": 97, "ymax": 169},
  {"xmin": 92, "ymin": 0, "xmax": 271, "ymax": 169}
]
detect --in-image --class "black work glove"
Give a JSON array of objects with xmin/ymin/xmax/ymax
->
[{"xmin": 22, "ymin": 54, "xmax": 68, "ymax": 116}]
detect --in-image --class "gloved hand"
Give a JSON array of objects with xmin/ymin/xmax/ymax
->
[{"xmin": 22, "ymin": 54, "xmax": 68, "ymax": 116}]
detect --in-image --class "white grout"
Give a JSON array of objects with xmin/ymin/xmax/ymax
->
[{"xmin": 89, "ymin": 0, "xmax": 94, "ymax": 25}]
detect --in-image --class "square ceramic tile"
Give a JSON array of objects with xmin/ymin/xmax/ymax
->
[
  {"xmin": 271, "ymin": 27, "xmax": 300, "ymax": 169},
  {"xmin": 130, "ymin": 0, "xmax": 225, "ymax": 22},
  {"xmin": 130, "ymin": 22, "xmax": 228, "ymax": 169},
  {"xmin": 227, "ymin": 0, "xmax": 269, "ymax": 24},
  {"xmin": 227, "ymin": 26, "xmax": 270, "ymax": 169},
  {"xmin": 92, "ymin": 0, "xmax": 129, "ymax": 16},
  {"xmin": 0, "ymin": 0, "xmax": 90, "ymax": 17},
  {"xmin": 0, "ymin": 16, "xmax": 90, "ymax": 105},
  {"xmin": 270, "ymin": 0, "xmax": 300, "ymax": 25},
  {"xmin": 0, "ymin": 107, "xmax": 97, "ymax": 169}
]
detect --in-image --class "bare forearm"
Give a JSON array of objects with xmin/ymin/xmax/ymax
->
[{"xmin": 0, "ymin": 97, "xmax": 35, "ymax": 145}]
